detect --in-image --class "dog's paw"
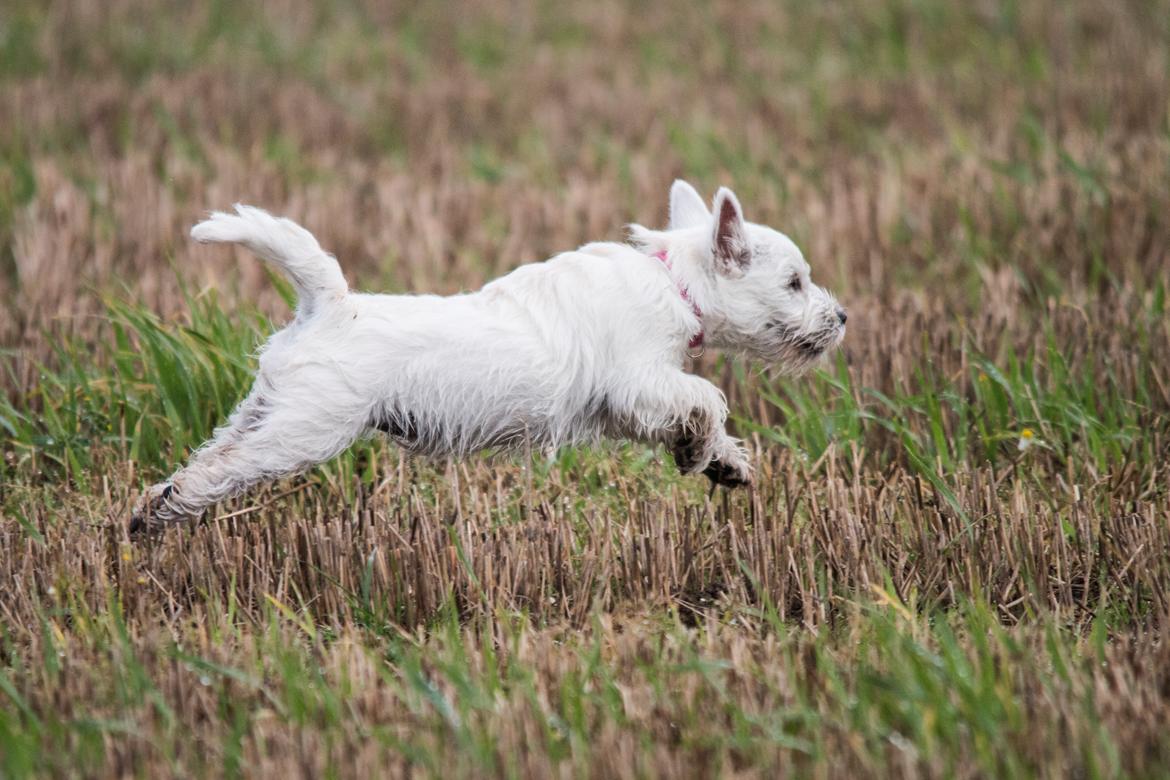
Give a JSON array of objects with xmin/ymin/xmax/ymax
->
[
  {"xmin": 702, "ymin": 454, "xmax": 753, "ymax": 489},
  {"xmin": 670, "ymin": 407, "xmax": 724, "ymax": 475},
  {"xmin": 128, "ymin": 483, "xmax": 175, "ymax": 536},
  {"xmin": 673, "ymin": 433, "xmax": 752, "ymax": 488},
  {"xmin": 701, "ymin": 439, "xmax": 752, "ymax": 489},
  {"xmin": 671, "ymin": 434, "xmax": 707, "ymax": 474}
]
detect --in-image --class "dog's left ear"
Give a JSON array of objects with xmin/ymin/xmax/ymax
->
[
  {"xmin": 711, "ymin": 187, "xmax": 750, "ymax": 276},
  {"xmin": 669, "ymin": 179, "xmax": 710, "ymax": 230}
]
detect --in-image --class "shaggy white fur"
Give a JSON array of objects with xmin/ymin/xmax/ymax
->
[{"xmin": 130, "ymin": 181, "xmax": 845, "ymax": 531}]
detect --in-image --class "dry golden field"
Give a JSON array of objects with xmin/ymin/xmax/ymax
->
[{"xmin": 1, "ymin": 1, "xmax": 1169, "ymax": 777}]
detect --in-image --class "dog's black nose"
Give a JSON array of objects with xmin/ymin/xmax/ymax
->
[{"xmin": 836, "ymin": 307, "xmax": 848, "ymax": 325}]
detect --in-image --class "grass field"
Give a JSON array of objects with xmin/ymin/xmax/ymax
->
[{"xmin": 1, "ymin": 0, "xmax": 1169, "ymax": 776}]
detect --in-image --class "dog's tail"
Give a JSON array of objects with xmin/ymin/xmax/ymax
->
[{"xmin": 191, "ymin": 205, "xmax": 348, "ymax": 315}]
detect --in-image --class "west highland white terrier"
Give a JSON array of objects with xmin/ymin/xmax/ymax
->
[{"xmin": 130, "ymin": 181, "xmax": 846, "ymax": 532}]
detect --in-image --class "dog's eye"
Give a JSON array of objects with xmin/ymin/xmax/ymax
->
[{"xmin": 787, "ymin": 275, "xmax": 802, "ymax": 292}]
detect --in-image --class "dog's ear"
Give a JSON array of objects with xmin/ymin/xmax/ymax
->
[
  {"xmin": 711, "ymin": 187, "xmax": 750, "ymax": 276},
  {"xmin": 669, "ymin": 180, "xmax": 710, "ymax": 230}
]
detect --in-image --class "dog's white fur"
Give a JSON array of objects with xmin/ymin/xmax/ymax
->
[{"xmin": 131, "ymin": 181, "xmax": 845, "ymax": 529}]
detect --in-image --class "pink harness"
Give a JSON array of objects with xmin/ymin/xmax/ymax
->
[{"xmin": 652, "ymin": 250, "xmax": 704, "ymax": 353}]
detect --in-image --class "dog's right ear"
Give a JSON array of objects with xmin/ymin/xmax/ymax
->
[
  {"xmin": 669, "ymin": 180, "xmax": 710, "ymax": 230},
  {"xmin": 711, "ymin": 187, "xmax": 750, "ymax": 277}
]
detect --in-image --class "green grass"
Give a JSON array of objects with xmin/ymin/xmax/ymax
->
[
  {"xmin": 5, "ymin": 261, "xmax": 1161, "ymax": 483},
  {"xmin": 1, "ymin": 288, "xmax": 262, "ymax": 485},
  {"xmin": 0, "ymin": 594, "xmax": 1139, "ymax": 778},
  {"xmin": 1, "ymin": 0, "xmax": 1168, "ymax": 775}
]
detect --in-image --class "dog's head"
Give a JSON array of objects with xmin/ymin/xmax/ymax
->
[{"xmin": 644, "ymin": 180, "xmax": 846, "ymax": 372}]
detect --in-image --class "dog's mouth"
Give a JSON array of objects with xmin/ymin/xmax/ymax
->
[
  {"xmin": 762, "ymin": 320, "xmax": 844, "ymax": 370},
  {"xmin": 794, "ymin": 336, "xmax": 828, "ymax": 358}
]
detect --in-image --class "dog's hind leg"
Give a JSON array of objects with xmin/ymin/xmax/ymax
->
[{"xmin": 129, "ymin": 392, "xmax": 367, "ymax": 533}]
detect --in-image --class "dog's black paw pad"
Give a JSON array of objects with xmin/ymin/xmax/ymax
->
[
  {"xmin": 128, "ymin": 510, "xmax": 161, "ymax": 536},
  {"xmin": 671, "ymin": 436, "xmax": 706, "ymax": 474},
  {"xmin": 703, "ymin": 459, "xmax": 752, "ymax": 489},
  {"xmin": 128, "ymin": 485, "xmax": 174, "ymax": 536}
]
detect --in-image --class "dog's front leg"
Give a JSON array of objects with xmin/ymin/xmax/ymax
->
[
  {"xmin": 671, "ymin": 410, "xmax": 753, "ymax": 489},
  {"xmin": 617, "ymin": 371, "xmax": 752, "ymax": 488}
]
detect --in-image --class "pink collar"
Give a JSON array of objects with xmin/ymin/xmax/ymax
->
[{"xmin": 652, "ymin": 250, "xmax": 704, "ymax": 352}]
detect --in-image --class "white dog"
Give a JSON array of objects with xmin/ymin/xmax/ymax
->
[{"xmin": 130, "ymin": 181, "xmax": 845, "ymax": 531}]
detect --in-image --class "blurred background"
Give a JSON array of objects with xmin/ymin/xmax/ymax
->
[
  {"xmin": 1, "ymin": 2, "xmax": 1169, "ymax": 776},
  {"xmin": 3, "ymin": 0, "xmax": 1165, "ymax": 328}
]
